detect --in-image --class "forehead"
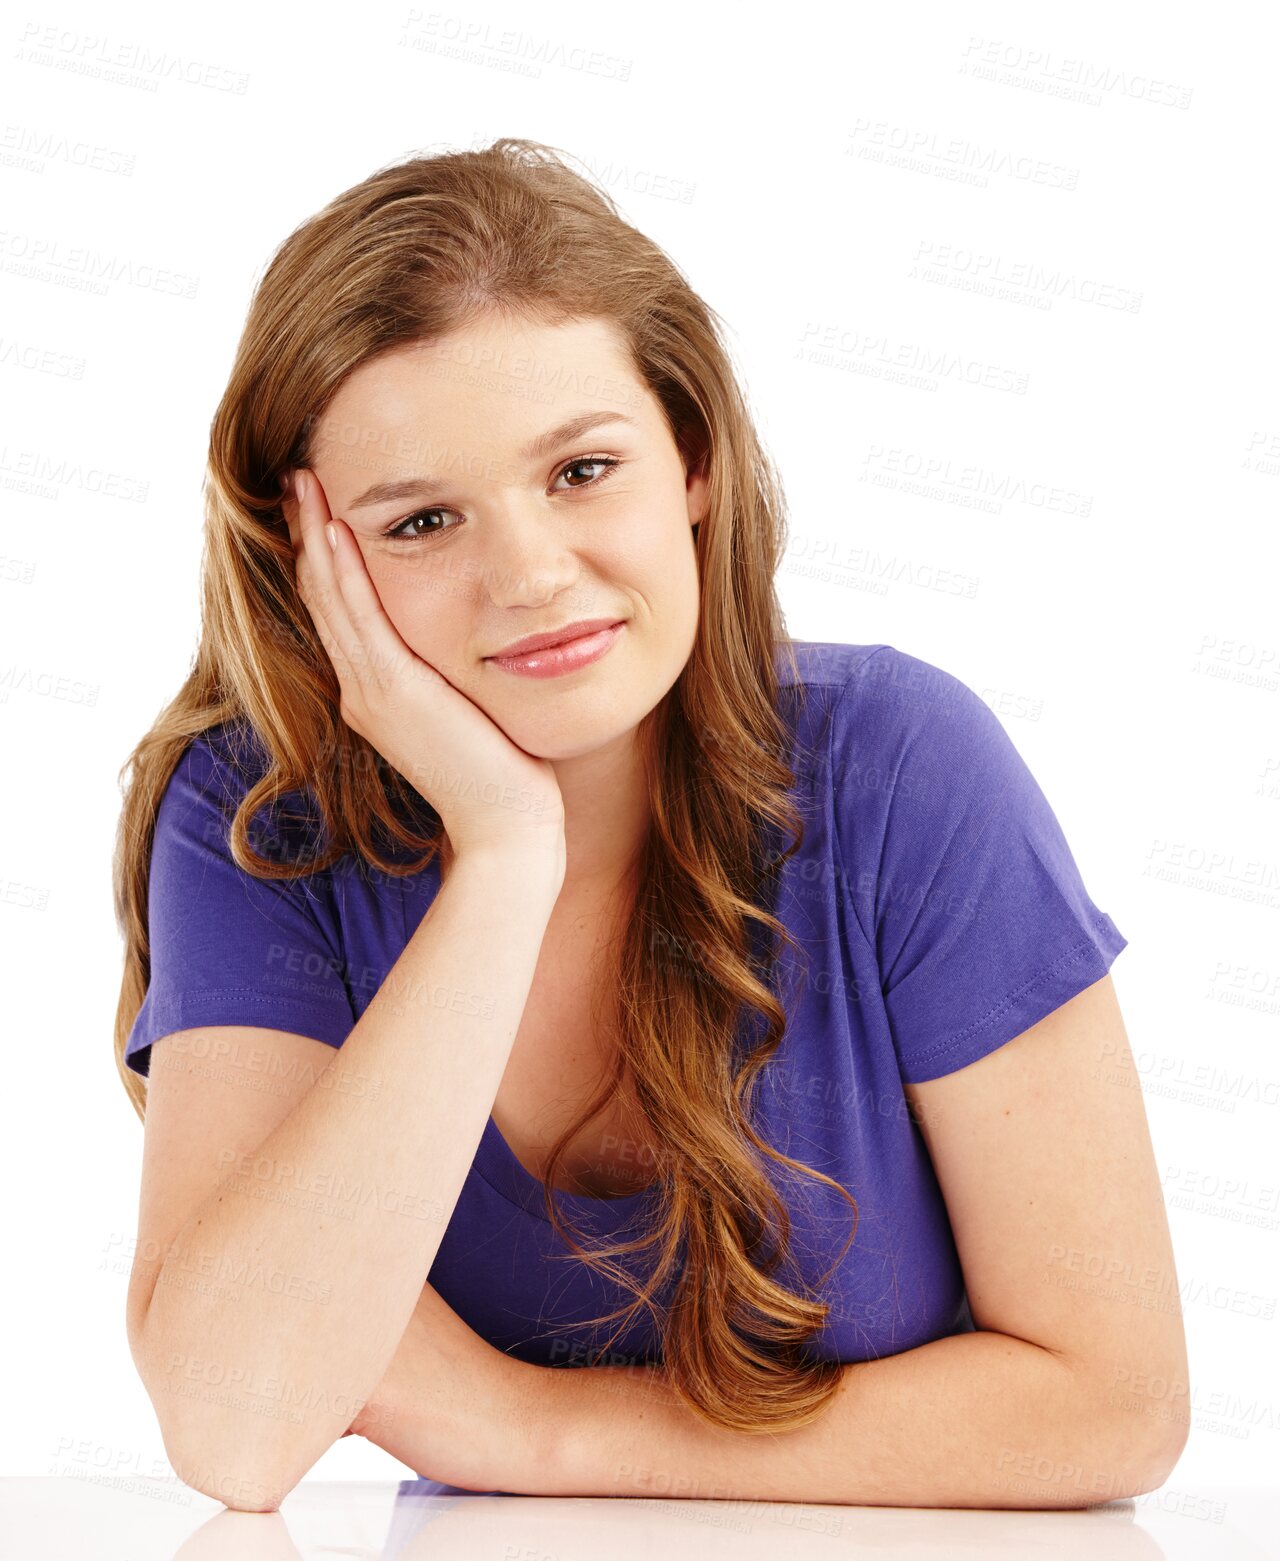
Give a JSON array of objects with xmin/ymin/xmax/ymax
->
[{"xmin": 310, "ymin": 313, "xmax": 651, "ymax": 491}]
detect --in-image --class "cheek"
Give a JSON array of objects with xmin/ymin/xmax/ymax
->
[
  {"xmin": 646, "ymin": 528, "xmax": 700, "ymax": 607},
  {"xmin": 604, "ymin": 511, "xmax": 694, "ymax": 592},
  {"xmin": 368, "ymin": 547, "xmax": 461, "ymax": 614},
  {"xmin": 364, "ymin": 555, "xmax": 460, "ymax": 653},
  {"xmin": 367, "ymin": 543, "xmax": 433, "ymax": 594},
  {"xmin": 657, "ymin": 543, "xmax": 702, "ymax": 653}
]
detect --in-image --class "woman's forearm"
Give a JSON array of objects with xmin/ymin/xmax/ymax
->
[
  {"xmin": 533, "ymin": 1329, "xmax": 1182, "ymax": 1509},
  {"xmin": 133, "ymin": 839, "xmax": 563, "ymax": 1510}
]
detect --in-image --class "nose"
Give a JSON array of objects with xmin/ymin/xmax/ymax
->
[{"xmin": 479, "ymin": 499, "xmax": 582, "ymax": 609}]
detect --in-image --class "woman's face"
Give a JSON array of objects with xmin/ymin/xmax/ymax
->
[{"xmin": 303, "ymin": 313, "xmax": 709, "ymax": 760}]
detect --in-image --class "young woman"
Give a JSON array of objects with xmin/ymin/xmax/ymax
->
[{"xmin": 113, "ymin": 138, "xmax": 1188, "ymax": 1513}]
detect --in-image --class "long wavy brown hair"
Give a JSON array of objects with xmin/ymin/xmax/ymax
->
[{"xmin": 112, "ymin": 137, "xmax": 859, "ymax": 1435}]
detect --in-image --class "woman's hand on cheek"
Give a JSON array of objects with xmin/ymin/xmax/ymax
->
[{"xmin": 274, "ymin": 464, "xmax": 567, "ymax": 859}]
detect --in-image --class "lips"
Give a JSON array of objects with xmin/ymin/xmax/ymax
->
[{"xmin": 486, "ymin": 617, "xmax": 625, "ymax": 659}]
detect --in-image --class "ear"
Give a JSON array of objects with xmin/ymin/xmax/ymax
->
[
  {"xmin": 278, "ymin": 470, "xmax": 302, "ymax": 561},
  {"xmin": 682, "ymin": 440, "xmax": 711, "ymax": 532}
]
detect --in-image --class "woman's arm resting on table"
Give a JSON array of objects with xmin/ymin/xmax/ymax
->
[{"xmin": 531, "ymin": 975, "xmax": 1191, "ymax": 1508}]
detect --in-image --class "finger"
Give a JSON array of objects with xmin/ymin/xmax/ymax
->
[
  {"xmin": 280, "ymin": 471, "xmax": 351, "ymax": 686},
  {"xmin": 293, "ymin": 468, "xmax": 361, "ymax": 688},
  {"xmin": 292, "ymin": 469, "xmax": 426, "ymax": 697},
  {"xmin": 324, "ymin": 513, "xmax": 424, "ymax": 695}
]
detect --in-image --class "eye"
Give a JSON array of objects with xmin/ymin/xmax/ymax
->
[
  {"xmin": 379, "ymin": 454, "xmax": 623, "ymax": 544},
  {"xmin": 553, "ymin": 455, "xmax": 620, "ymax": 491}
]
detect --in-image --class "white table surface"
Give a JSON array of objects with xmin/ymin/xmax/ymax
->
[{"xmin": 1, "ymin": 1477, "xmax": 1276, "ymax": 1559}]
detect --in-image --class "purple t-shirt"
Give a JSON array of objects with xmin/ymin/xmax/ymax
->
[{"xmin": 125, "ymin": 640, "xmax": 1127, "ymax": 1368}]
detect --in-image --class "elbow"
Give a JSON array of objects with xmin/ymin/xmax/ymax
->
[
  {"xmin": 132, "ymin": 1333, "xmax": 304, "ymax": 1512},
  {"xmin": 1118, "ymin": 1339, "xmax": 1193, "ymax": 1499},
  {"xmin": 149, "ymin": 1398, "xmax": 302, "ymax": 1504},
  {"xmin": 167, "ymin": 1441, "xmax": 297, "ymax": 1513},
  {"xmin": 1086, "ymin": 1357, "xmax": 1191, "ymax": 1503},
  {"xmin": 130, "ymin": 1304, "xmax": 352, "ymax": 1510},
  {"xmin": 1124, "ymin": 1412, "xmax": 1190, "ymax": 1499},
  {"xmin": 1054, "ymin": 1414, "xmax": 1188, "ymax": 1510}
]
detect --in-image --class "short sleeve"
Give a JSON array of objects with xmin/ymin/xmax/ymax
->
[
  {"xmin": 124, "ymin": 726, "xmax": 357, "ymax": 1079},
  {"xmin": 833, "ymin": 647, "xmax": 1128, "ymax": 1084}
]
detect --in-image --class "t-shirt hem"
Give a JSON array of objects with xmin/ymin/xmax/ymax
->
[
  {"xmin": 897, "ymin": 913, "xmax": 1129, "ymax": 1085},
  {"xmin": 126, "ymin": 992, "xmax": 355, "ymax": 1077}
]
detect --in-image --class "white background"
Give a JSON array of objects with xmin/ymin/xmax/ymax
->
[{"xmin": 2, "ymin": 0, "xmax": 1276, "ymax": 1504}]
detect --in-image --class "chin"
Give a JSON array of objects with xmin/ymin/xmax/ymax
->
[{"xmin": 489, "ymin": 686, "xmax": 648, "ymax": 761}]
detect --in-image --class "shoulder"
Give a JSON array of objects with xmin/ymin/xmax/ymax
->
[
  {"xmin": 821, "ymin": 642, "xmax": 1020, "ymax": 796},
  {"xmin": 776, "ymin": 639, "xmax": 893, "ymax": 761},
  {"xmin": 777, "ymin": 638, "xmax": 893, "ymax": 694},
  {"xmin": 805, "ymin": 641, "xmax": 1044, "ymax": 935},
  {"xmin": 780, "ymin": 638, "xmax": 976, "ymax": 713},
  {"xmin": 807, "ymin": 644, "xmax": 1129, "ymax": 1082},
  {"xmin": 159, "ymin": 716, "xmax": 269, "ymax": 795},
  {"xmin": 782, "ymin": 639, "xmax": 991, "ymax": 771},
  {"xmin": 157, "ymin": 717, "xmax": 330, "ymax": 865},
  {"xmin": 828, "ymin": 642, "xmax": 984, "ymax": 741},
  {"xmin": 156, "ymin": 718, "xmax": 273, "ymax": 838}
]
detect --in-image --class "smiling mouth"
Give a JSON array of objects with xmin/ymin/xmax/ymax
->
[
  {"xmin": 486, "ymin": 617, "xmax": 627, "ymax": 660},
  {"xmin": 485, "ymin": 621, "xmax": 627, "ymax": 679}
]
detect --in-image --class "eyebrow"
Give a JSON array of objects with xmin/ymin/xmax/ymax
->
[{"xmin": 344, "ymin": 410, "xmax": 641, "ymax": 511}]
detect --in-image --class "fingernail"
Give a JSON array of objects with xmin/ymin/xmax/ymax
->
[
  {"xmin": 326, "ymin": 523, "xmax": 337, "ymax": 551},
  {"xmin": 295, "ymin": 470, "xmax": 309, "ymax": 503}
]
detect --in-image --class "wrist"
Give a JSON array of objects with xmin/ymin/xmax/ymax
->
[
  {"xmin": 449, "ymin": 835, "xmax": 566, "ymax": 902},
  {"xmin": 507, "ymin": 1359, "xmax": 573, "ymax": 1494}
]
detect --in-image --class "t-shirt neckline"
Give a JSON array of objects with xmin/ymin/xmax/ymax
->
[{"xmin": 400, "ymin": 851, "xmax": 658, "ymax": 1227}]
